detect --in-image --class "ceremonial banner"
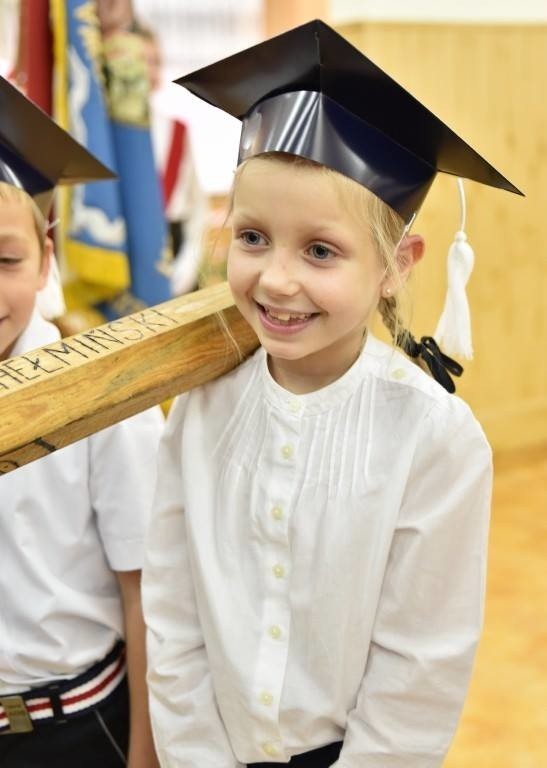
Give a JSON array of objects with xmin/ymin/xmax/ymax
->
[
  {"xmin": 103, "ymin": 29, "xmax": 172, "ymax": 311},
  {"xmin": 51, "ymin": 0, "xmax": 171, "ymax": 317}
]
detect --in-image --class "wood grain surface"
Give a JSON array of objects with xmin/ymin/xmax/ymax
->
[{"xmin": 0, "ymin": 282, "xmax": 258, "ymax": 474}]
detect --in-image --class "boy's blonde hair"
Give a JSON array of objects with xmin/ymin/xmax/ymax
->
[
  {"xmin": 0, "ymin": 181, "xmax": 47, "ymax": 254},
  {"xmin": 232, "ymin": 153, "xmax": 410, "ymax": 346}
]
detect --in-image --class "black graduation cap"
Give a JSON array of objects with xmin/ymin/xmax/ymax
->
[
  {"xmin": 176, "ymin": 19, "xmax": 522, "ymax": 221},
  {"xmin": 0, "ymin": 75, "xmax": 115, "ymax": 215}
]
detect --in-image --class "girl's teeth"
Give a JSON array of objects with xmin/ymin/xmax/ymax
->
[{"xmin": 267, "ymin": 309, "xmax": 311, "ymax": 322}]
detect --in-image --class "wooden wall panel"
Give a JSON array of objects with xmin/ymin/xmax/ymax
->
[
  {"xmin": 264, "ymin": 0, "xmax": 329, "ymax": 36},
  {"xmin": 338, "ymin": 22, "xmax": 546, "ymax": 452}
]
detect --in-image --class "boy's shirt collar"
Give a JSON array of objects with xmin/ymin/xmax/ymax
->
[{"xmin": 10, "ymin": 305, "xmax": 60, "ymax": 358}]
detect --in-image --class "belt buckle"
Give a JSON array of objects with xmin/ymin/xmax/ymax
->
[{"xmin": 0, "ymin": 695, "xmax": 34, "ymax": 734}]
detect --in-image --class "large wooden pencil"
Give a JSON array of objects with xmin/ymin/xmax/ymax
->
[{"xmin": 0, "ymin": 282, "xmax": 259, "ymax": 475}]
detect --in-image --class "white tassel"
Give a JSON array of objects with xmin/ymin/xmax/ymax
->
[
  {"xmin": 434, "ymin": 179, "xmax": 475, "ymax": 360},
  {"xmin": 36, "ymin": 252, "xmax": 67, "ymax": 320}
]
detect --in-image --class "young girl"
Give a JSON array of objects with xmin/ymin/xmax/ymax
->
[{"xmin": 142, "ymin": 21, "xmax": 518, "ymax": 768}]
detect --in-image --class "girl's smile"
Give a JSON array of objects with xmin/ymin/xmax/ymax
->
[
  {"xmin": 227, "ymin": 156, "xmax": 386, "ymax": 393},
  {"xmin": 255, "ymin": 301, "xmax": 319, "ymax": 334}
]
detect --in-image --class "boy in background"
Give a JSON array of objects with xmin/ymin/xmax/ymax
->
[{"xmin": 0, "ymin": 76, "xmax": 162, "ymax": 768}]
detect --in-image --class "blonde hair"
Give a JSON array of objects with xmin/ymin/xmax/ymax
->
[
  {"xmin": 232, "ymin": 152, "xmax": 411, "ymax": 348},
  {"xmin": 0, "ymin": 181, "xmax": 47, "ymax": 254}
]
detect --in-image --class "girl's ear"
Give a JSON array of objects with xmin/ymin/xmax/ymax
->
[
  {"xmin": 37, "ymin": 235, "xmax": 54, "ymax": 291},
  {"xmin": 396, "ymin": 233, "xmax": 425, "ymax": 278},
  {"xmin": 380, "ymin": 233, "xmax": 425, "ymax": 297}
]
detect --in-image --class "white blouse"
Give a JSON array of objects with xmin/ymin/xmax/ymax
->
[
  {"xmin": 142, "ymin": 335, "xmax": 492, "ymax": 767},
  {"xmin": 0, "ymin": 310, "xmax": 164, "ymax": 692}
]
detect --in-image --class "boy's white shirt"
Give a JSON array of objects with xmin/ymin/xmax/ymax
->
[
  {"xmin": 142, "ymin": 335, "xmax": 492, "ymax": 768},
  {"xmin": 0, "ymin": 307, "xmax": 164, "ymax": 692}
]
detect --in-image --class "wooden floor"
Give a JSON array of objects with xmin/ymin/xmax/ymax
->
[{"xmin": 445, "ymin": 447, "xmax": 547, "ymax": 767}]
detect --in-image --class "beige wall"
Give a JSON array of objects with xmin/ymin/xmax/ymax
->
[
  {"xmin": 264, "ymin": 0, "xmax": 329, "ymax": 35},
  {"xmin": 337, "ymin": 22, "xmax": 546, "ymax": 453}
]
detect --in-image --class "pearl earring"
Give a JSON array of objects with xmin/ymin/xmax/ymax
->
[{"xmin": 384, "ymin": 287, "xmax": 392, "ymax": 296}]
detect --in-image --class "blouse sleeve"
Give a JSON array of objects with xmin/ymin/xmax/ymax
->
[
  {"xmin": 335, "ymin": 397, "xmax": 492, "ymax": 768},
  {"xmin": 141, "ymin": 395, "xmax": 243, "ymax": 768}
]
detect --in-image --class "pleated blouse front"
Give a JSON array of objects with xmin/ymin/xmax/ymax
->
[{"xmin": 144, "ymin": 335, "xmax": 492, "ymax": 767}]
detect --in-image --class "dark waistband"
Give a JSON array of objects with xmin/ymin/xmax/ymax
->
[
  {"xmin": 5, "ymin": 641, "xmax": 125, "ymax": 700},
  {"xmin": 248, "ymin": 740, "xmax": 343, "ymax": 767},
  {"xmin": 0, "ymin": 641, "xmax": 126, "ymax": 733}
]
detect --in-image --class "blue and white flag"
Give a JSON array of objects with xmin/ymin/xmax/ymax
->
[{"xmin": 52, "ymin": 0, "xmax": 171, "ymax": 316}]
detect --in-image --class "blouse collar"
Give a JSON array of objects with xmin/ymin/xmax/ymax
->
[{"xmin": 259, "ymin": 334, "xmax": 386, "ymax": 416}]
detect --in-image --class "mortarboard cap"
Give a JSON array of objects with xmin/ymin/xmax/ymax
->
[
  {"xmin": 0, "ymin": 75, "xmax": 115, "ymax": 215},
  {"xmin": 175, "ymin": 19, "xmax": 522, "ymax": 221}
]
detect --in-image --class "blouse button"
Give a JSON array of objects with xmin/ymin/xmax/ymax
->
[
  {"xmin": 271, "ymin": 506, "xmax": 284, "ymax": 521},
  {"xmin": 262, "ymin": 742, "xmax": 279, "ymax": 757},
  {"xmin": 269, "ymin": 625, "xmax": 282, "ymax": 640},
  {"xmin": 391, "ymin": 368, "xmax": 406, "ymax": 380},
  {"xmin": 272, "ymin": 564, "xmax": 285, "ymax": 579},
  {"xmin": 288, "ymin": 399, "xmax": 301, "ymax": 413},
  {"xmin": 281, "ymin": 444, "xmax": 294, "ymax": 459},
  {"xmin": 259, "ymin": 691, "xmax": 274, "ymax": 706}
]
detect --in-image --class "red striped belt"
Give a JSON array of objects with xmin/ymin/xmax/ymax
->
[{"xmin": 0, "ymin": 641, "xmax": 126, "ymax": 734}]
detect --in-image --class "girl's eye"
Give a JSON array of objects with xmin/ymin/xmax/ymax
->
[
  {"xmin": 309, "ymin": 243, "xmax": 333, "ymax": 261},
  {"xmin": 0, "ymin": 255, "xmax": 22, "ymax": 266},
  {"xmin": 240, "ymin": 230, "xmax": 266, "ymax": 247}
]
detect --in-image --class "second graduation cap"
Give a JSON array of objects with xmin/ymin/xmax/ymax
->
[
  {"xmin": 0, "ymin": 75, "xmax": 115, "ymax": 215},
  {"xmin": 176, "ymin": 19, "xmax": 521, "ymax": 222}
]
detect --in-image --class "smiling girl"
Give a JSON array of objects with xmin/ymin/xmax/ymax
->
[
  {"xmin": 142, "ymin": 21, "xmax": 519, "ymax": 768},
  {"xmin": 228, "ymin": 154, "xmax": 424, "ymax": 394}
]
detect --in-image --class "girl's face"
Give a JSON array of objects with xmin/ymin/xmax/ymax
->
[
  {"xmin": 228, "ymin": 158, "xmax": 387, "ymax": 393},
  {"xmin": 0, "ymin": 197, "xmax": 49, "ymax": 361}
]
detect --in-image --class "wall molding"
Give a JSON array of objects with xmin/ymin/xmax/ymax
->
[{"xmin": 331, "ymin": 0, "xmax": 547, "ymax": 25}]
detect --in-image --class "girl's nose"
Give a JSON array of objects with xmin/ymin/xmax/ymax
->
[{"xmin": 259, "ymin": 250, "xmax": 299, "ymax": 296}]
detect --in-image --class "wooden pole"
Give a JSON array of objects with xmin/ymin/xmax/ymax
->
[{"xmin": 0, "ymin": 282, "xmax": 258, "ymax": 474}]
